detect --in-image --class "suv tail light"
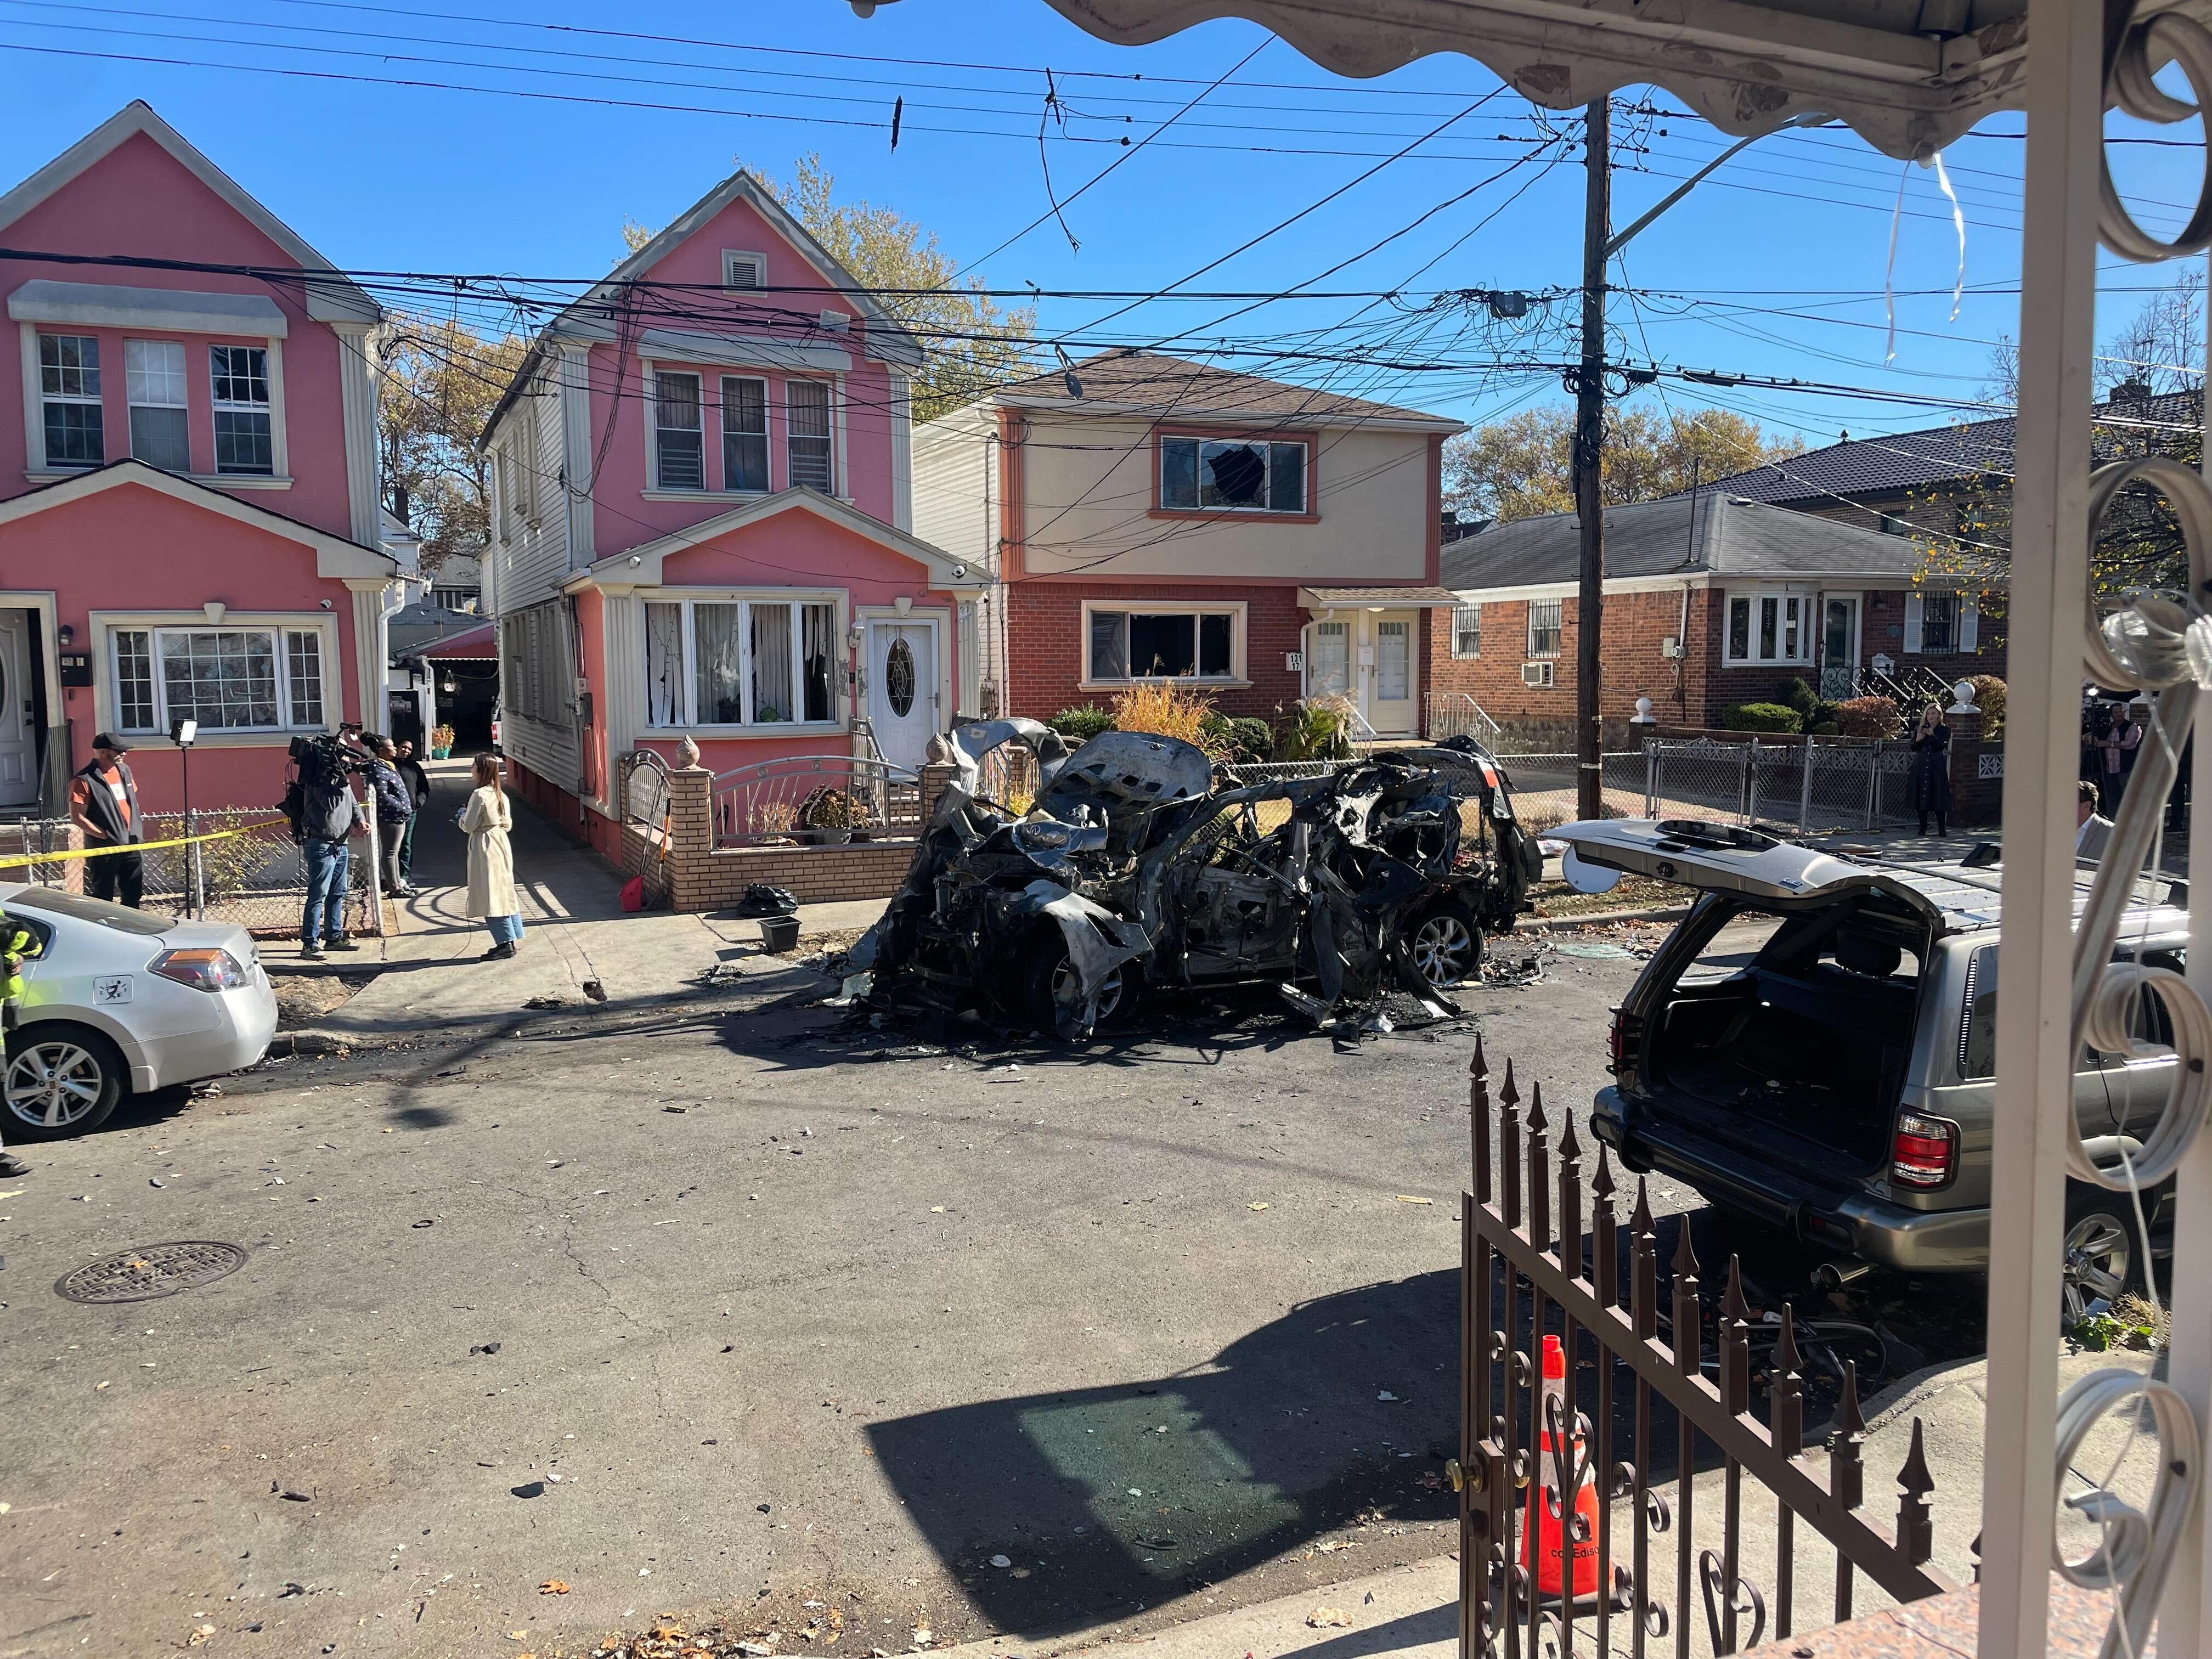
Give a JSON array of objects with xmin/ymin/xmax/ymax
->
[
  {"xmin": 151, "ymin": 947, "xmax": 248, "ymax": 992},
  {"xmin": 1607, "ymin": 1007, "xmax": 1645, "ymax": 1075},
  {"xmin": 1891, "ymin": 1112, "xmax": 1959, "ymax": 1189}
]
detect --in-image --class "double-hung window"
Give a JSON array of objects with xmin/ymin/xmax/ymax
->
[
  {"xmin": 721, "ymin": 376, "xmax": 769, "ymax": 492},
  {"xmin": 654, "ymin": 371, "xmax": 704, "ymax": 490},
  {"xmin": 38, "ymin": 333, "xmax": 103, "ymax": 467},
  {"xmin": 1920, "ymin": 594, "xmax": 1959, "ymax": 653},
  {"xmin": 1724, "ymin": 591, "xmax": 1813, "ymax": 665},
  {"xmin": 1159, "ymin": 436, "xmax": 1307, "ymax": 512},
  {"xmin": 110, "ymin": 625, "xmax": 326, "ymax": 734},
  {"xmin": 210, "ymin": 346, "xmax": 273, "ymax": 475},
  {"xmin": 1086, "ymin": 606, "xmax": 1238, "ymax": 682},
  {"xmin": 643, "ymin": 597, "xmax": 838, "ymax": 728},
  {"xmin": 787, "ymin": 381, "xmax": 833, "ymax": 492},
  {"xmin": 126, "ymin": 340, "xmax": 190, "ymax": 471},
  {"xmin": 1527, "ymin": 600, "xmax": 1564, "ymax": 659},
  {"xmin": 1451, "ymin": 604, "xmax": 1482, "ymax": 659}
]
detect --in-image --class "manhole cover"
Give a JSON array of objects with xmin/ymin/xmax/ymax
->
[{"xmin": 55, "ymin": 1241, "xmax": 248, "ymax": 1304}]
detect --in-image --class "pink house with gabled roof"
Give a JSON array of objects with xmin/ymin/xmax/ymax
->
[
  {"xmin": 477, "ymin": 168, "xmax": 982, "ymax": 852},
  {"xmin": 0, "ymin": 101, "xmax": 398, "ymax": 817}
]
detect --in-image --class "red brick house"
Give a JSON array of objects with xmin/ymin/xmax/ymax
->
[
  {"xmin": 911, "ymin": 352, "xmax": 1463, "ymax": 738},
  {"xmin": 1431, "ymin": 492, "xmax": 2002, "ymax": 747}
]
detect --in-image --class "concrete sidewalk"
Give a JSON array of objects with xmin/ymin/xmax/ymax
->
[{"xmin": 259, "ymin": 759, "xmax": 887, "ymax": 1047}]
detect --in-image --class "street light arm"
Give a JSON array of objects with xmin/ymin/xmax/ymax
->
[{"xmin": 1601, "ymin": 114, "xmax": 1831, "ymax": 260}]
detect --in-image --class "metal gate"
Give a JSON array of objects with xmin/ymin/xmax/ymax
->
[{"xmin": 1457, "ymin": 1047, "xmax": 1953, "ymax": 1657}]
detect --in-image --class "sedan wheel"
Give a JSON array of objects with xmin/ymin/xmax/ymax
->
[
  {"xmin": 1051, "ymin": 959, "xmax": 1123, "ymax": 1023},
  {"xmin": 2060, "ymin": 1210, "xmax": 2132, "ymax": 1324},
  {"xmin": 4, "ymin": 1031, "xmax": 124, "ymax": 1138},
  {"xmin": 1410, "ymin": 907, "xmax": 1481, "ymax": 988}
]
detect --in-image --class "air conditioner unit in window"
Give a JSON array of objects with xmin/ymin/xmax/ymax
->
[{"xmin": 1520, "ymin": 661, "xmax": 1555, "ymax": 689}]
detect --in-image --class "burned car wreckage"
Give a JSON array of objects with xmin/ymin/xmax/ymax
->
[{"xmin": 849, "ymin": 720, "xmax": 1542, "ymax": 1037}]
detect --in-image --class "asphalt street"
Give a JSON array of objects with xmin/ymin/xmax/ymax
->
[{"xmin": 0, "ymin": 928, "xmax": 1705, "ymax": 1659}]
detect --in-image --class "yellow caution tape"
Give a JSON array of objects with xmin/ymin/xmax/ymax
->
[{"xmin": 0, "ymin": 817, "xmax": 294, "ymax": 870}]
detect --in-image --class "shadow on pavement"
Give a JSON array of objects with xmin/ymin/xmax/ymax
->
[{"xmin": 865, "ymin": 1273, "xmax": 1460, "ymax": 1636}]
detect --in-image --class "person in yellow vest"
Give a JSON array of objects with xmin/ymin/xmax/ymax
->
[{"xmin": 0, "ymin": 911, "xmax": 43, "ymax": 1176}]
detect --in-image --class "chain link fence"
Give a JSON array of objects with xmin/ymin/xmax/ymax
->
[
  {"xmin": 1491, "ymin": 752, "xmax": 1651, "ymax": 831},
  {"xmin": 1643, "ymin": 738, "xmax": 1927, "ymax": 834},
  {"xmin": 2, "ymin": 809, "xmax": 388, "ymax": 936}
]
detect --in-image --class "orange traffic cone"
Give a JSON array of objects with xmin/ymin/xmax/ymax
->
[{"xmin": 1521, "ymin": 1333, "xmax": 1600, "ymax": 1598}]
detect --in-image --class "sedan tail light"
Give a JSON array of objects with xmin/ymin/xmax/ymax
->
[
  {"xmin": 1607, "ymin": 1007, "xmax": 1645, "ymax": 1075},
  {"xmin": 151, "ymin": 947, "xmax": 249, "ymax": 992},
  {"xmin": 1891, "ymin": 1112, "xmax": 1959, "ymax": 1189}
]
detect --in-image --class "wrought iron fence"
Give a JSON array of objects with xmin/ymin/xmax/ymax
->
[
  {"xmin": 710, "ymin": 754, "xmax": 923, "ymax": 848},
  {"xmin": 1458, "ymin": 1048, "xmax": 1953, "ymax": 1659},
  {"xmin": 623, "ymin": 748, "xmax": 674, "ymax": 829},
  {"xmin": 2, "ymin": 809, "xmax": 385, "ymax": 935}
]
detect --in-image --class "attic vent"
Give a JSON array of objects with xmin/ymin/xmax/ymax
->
[{"xmin": 724, "ymin": 251, "xmax": 766, "ymax": 291}]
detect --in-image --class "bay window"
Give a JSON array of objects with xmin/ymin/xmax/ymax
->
[
  {"xmin": 721, "ymin": 376, "xmax": 769, "ymax": 492},
  {"xmin": 1159, "ymin": 436, "xmax": 1307, "ymax": 513},
  {"xmin": 643, "ymin": 597, "xmax": 838, "ymax": 728},
  {"xmin": 1085, "ymin": 605, "xmax": 1240, "ymax": 683},
  {"xmin": 110, "ymin": 625, "xmax": 327, "ymax": 734},
  {"xmin": 126, "ymin": 340, "xmax": 190, "ymax": 471},
  {"xmin": 39, "ymin": 332, "xmax": 103, "ymax": 467},
  {"xmin": 654, "ymin": 371, "xmax": 704, "ymax": 490},
  {"xmin": 210, "ymin": 346, "xmax": 272, "ymax": 475},
  {"xmin": 1724, "ymin": 590, "xmax": 1814, "ymax": 665}
]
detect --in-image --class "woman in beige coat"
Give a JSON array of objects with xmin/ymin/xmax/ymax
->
[{"xmin": 461, "ymin": 752, "xmax": 524, "ymax": 960}]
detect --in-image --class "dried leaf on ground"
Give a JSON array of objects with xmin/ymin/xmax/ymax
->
[
  {"xmin": 1306, "ymin": 1607, "xmax": 1353, "ymax": 1628},
  {"xmin": 540, "ymin": 1579, "xmax": 571, "ymax": 1594},
  {"xmin": 1246, "ymin": 1201, "xmax": 1269, "ymax": 1211}
]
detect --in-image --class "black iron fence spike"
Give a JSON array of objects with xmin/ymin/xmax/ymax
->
[
  {"xmin": 1527, "ymin": 1080, "xmax": 1548, "ymax": 1133},
  {"xmin": 1471, "ymin": 1034, "xmax": 1487, "ymax": 1080},
  {"xmin": 1838, "ymin": 1359, "xmax": 1866, "ymax": 1436},
  {"xmin": 1592, "ymin": 1142, "xmax": 1616, "ymax": 1197},
  {"xmin": 1897, "ymin": 1418, "xmax": 1934, "ymax": 1496},
  {"xmin": 1774, "ymin": 1301, "xmax": 1802, "ymax": 1375},
  {"xmin": 1671, "ymin": 1216, "xmax": 1700, "ymax": 1276},
  {"xmin": 1631, "ymin": 1175, "xmax": 1654, "ymax": 1234},
  {"xmin": 1722, "ymin": 1255, "xmax": 1747, "ymax": 1322},
  {"xmin": 1558, "ymin": 1110, "xmax": 1582, "ymax": 1161},
  {"xmin": 1499, "ymin": 1057, "xmax": 1520, "ymax": 1107}
]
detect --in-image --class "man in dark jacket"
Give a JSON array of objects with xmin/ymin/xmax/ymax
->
[
  {"xmin": 298, "ymin": 740, "xmax": 362, "ymax": 960},
  {"xmin": 365, "ymin": 736, "xmax": 416, "ymax": 899},
  {"xmin": 68, "ymin": 733, "xmax": 144, "ymax": 907},
  {"xmin": 393, "ymin": 739, "xmax": 431, "ymax": 889}
]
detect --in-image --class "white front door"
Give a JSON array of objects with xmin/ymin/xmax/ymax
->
[
  {"xmin": 1365, "ymin": 611, "xmax": 1418, "ymax": 736},
  {"xmin": 1305, "ymin": 619, "xmax": 1351, "ymax": 701},
  {"xmin": 867, "ymin": 619, "xmax": 937, "ymax": 772},
  {"xmin": 0, "ymin": 613, "xmax": 36, "ymax": 806}
]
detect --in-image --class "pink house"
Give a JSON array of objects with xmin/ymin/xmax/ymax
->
[
  {"xmin": 0, "ymin": 102, "xmax": 397, "ymax": 817},
  {"xmin": 478, "ymin": 169, "xmax": 980, "ymax": 853}
]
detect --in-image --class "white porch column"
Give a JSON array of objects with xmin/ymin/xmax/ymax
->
[
  {"xmin": 344, "ymin": 578, "xmax": 391, "ymax": 731},
  {"xmin": 1977, "ymin": 0, "xmax": 2103, "ymax": 1652},
  {"xmin": 596, "ymin": 583, "xmax": 643, "ymax": 804}
]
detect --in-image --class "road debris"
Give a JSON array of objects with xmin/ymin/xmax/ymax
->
[
  {"xmin": 1306, "ymin": 1607, "xmax": 1353, "ymax": 1628},
  {"xmin": 540, "ymin": 1580, "xmax": 571, "ymax": 1595}
]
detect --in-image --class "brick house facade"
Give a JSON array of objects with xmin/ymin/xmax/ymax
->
[
  {"xmin": 913, "ymin": 353, "xmax": 1463, "ymax": 738},
  {"xmin": 1433, "ymin": 493, "xmax": 2002, "ymax": 747}
]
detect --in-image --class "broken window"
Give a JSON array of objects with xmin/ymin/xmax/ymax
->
[
  {"xmin": 1158, "ymin": 437, "xmax": 1308, "ymax": 512},
  {"xmin": 1088, "ymin": 609, "xmax": 1236, "ymax": 680}
]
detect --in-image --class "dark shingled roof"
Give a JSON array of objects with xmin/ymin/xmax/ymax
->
[
  {"xmin": 1442, "ymin": 493, "xmax": 1946, "ymax": 592},
  {"xmin": 995, "ymin": 350, "xmax": 1460, "ymax": 428},
  {"xmin": 1686, "ymin": 390, "xmax": 2200, "ymax": 507}
]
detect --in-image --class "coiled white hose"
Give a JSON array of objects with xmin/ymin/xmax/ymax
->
[{"xmin": 2052, "ymin": 1365, "xmax": 2201, "ymax": 1659}]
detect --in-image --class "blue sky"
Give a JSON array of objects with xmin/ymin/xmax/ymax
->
[{"xmin": 2, "ymin": 0, "xmax": 2203, "ymax": 454}]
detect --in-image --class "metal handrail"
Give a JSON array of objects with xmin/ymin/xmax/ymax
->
[
  {"xmin": 621, "ymin": 748, "xmax": 674, "ymax": 827},
  {"xmin": 1425, "ymin": 690, "xmax": 1504, "ymax": 744},
  {"xmin": 709, "ymin": 753, "xmax": 925, "ymax": 847}
]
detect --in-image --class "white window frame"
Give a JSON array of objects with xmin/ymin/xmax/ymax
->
[
  {"xmin": 33, "ymin": 329, "xmax": 103, "ymax": 470},
  {"xmin": 20, "ymin": 323, "xmax": 287, "ymax": 484},
  {"xmin": 209, "ymin": 342, "xmax": 278, "ymax": 477},
  {"xmin": 1722, "ymin": 586, "xmax": 1818, "ymax": 666},
  {"xmin": 786, "ymin": 378, "xmax": 836, "ymax": 495},
  {"xmin": 1451, "ymin": 603, "xmax": 1482, "ymax": 660},
  {"xmin": 723, "ymin": 249, "xmax": 768, "ymax": 291},
  {"xmin": 93, "ymin": 612, "xmax": 337, "ymax": 743},
  {"xmin": 638, "ymin": 590, "xmax": 847, "ymax": 734},
  {"xmin": 125, "ymin": 337, "xmax": 190, "ymax": 471},
  {"xmin": 1079, "ymin": 600, "xmax": 1249, "ymax": 689},
  {"xmin": 1157, "ymin": 435, "xmax": 1310, "ymax": 515},
  {"xmin": 1526, "ymin": 599, "xmax": 1564, "ymax": 660},
  {"xmin": 720, "ymin": 374, "xmax": 771, "ymax": 494}
]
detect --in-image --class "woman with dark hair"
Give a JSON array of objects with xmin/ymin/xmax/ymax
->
[
  {"xmin": 461, "ymin": 752, "xmax": 523, "ymax": 959},
  {"xmin": 1910, "ymin": 701, "xmax": 1952, "ymax": 837}
]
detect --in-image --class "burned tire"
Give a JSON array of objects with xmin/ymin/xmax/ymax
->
[
  {"xmin": 1024, "ymin": 936, "xmax": 1132, "ymax": 1034},
  {"xmin": 4, "ymin": 1023, "xmax": 126, "ymax": 1140},
  {"xmin": 1407, "ymin": 900, "xmax": 1483, "ymax": 990}
]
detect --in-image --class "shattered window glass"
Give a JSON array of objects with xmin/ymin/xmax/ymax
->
[
  {"xmin": 1160, "ymin": 439, "xmax": 1198, "ymax": 509},
  {"xmin": 1129, "ymin": 613, "xmax": 1197, "ymax": 676},
  {"xmin": 1200, "ymin": 442, "xmax": 1266, "ymax": 507},
  {"xmin": 1199, "ymin": 614, "xmax": 1232, "ymax": 676},
  {"xmin": 1089, "ymin": 610, "xmax": 1128, "ymax": 680}
]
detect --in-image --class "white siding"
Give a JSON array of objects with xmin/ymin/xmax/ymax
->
[
  {"xmin": 485, "ymin": 373, "xmax": 573, "ymax": 616},
  {"xmin": 497, "ymin": 599, "xmax": 580, "ymax": 793},
  {"xmin": 911, "ymin": 405, "xmax": 997, "ymax": 573}
]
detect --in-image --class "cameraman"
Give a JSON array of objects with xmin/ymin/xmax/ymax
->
[
  {"xmin": 69, "ymin": 732, "xmax": 144, "ymax": 907},
  {"xmin": 294, "ymin": 732, "xmax": 365, "ymax": 960}
]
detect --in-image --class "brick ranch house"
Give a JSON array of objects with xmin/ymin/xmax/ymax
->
[
  {"xmin": 913, "ymin": 352, "xmax": 1464, "ymax": 739},
  {"xmin": 1431, "ymin": 492, "xmax": 2002, "ymax": 748}
]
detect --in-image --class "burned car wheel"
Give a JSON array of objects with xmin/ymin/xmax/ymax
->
[
  {"xmin": 1408, "ymin": 902, "xmax": 1483, "ymax": 989},
  {"xmin": 1025, "ymin": 941, "xmax": 1134, "ymax": 1033}
]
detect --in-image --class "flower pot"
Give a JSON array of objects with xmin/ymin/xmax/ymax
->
[
  {"xmin": 758, "ymin": 914, "xmax": 801, "ymax": 953},
  {"xmin": 799, "ymin": 827, "xmax": 852, "ymax": 846}
]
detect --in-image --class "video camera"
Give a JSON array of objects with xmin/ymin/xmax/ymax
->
[{"xmin": 289, "ymin": 729, "xmax": 374, "ymax": 783}]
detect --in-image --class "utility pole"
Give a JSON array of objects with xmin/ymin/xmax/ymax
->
[{"xmin": 1573, "ymin": 97, "xmax": 1611, "ymax": 821}]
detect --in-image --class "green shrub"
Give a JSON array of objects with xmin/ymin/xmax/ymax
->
[
  {"xmin": 1833, "ymin": 695, "xmax": 1901, "ymax": 738},
  {"xmin": 1220, "ymin": 715, "xmax": 1273, "ymax": 764},
  {"xmin": 1775, "ymin": 677, "xmax": 1819, "ymax": 716},
  {"xmin": 1810, "ymin": 700, "xmax": 1842, "ymax": 731},
  {"xmin": 1809, "ymin": 720, "xmax": 1841, "ymax": 736},
  {"xmin": 1722, "ymin": 702, "xmax": 1803, "ymax": 734},
  {"xmin": 1048, "ymin": 704, "xmax": 1115, "ymax": 743},
  {"xmin": 1274, "ymin": 697, "xmax": 1354, "ymax": 761}
]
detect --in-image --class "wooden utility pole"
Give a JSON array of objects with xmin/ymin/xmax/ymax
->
[{"xmin": 1573, "ymin": 98, "xmax": 1610, "ymax": 821}]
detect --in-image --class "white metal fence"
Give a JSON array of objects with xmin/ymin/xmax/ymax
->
[{"xmin": 1642, "ymin": 738, "xmax": 1927, "ymax": 834}]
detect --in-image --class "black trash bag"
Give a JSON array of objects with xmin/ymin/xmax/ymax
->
[{"xmin": 736, "ymin": 883, "xmax": 800, "ymax": 917}]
